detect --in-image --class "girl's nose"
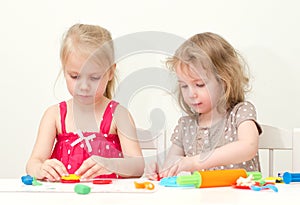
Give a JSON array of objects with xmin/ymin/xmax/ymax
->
[
  {"xmin": 77, "ymin": 78, "xmax": 90, "ymax": 91},
  {"xmin": 189, "ymin": 88, "xmax": 197, "ymax": 98}
]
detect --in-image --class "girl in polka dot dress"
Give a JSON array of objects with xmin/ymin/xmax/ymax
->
[
  {"xmin": 146, "ymin": 32, "xmax": 262, "ymax": 180},
  {"xmin": 26, "ymin": 24, "xmax": 144, "ymax": 181}
]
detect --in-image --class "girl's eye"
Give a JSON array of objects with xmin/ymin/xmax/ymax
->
[
  {"xmin": 196, "ymin": 83, "xmax": 205, "ymax": 87},
  {"xmin": 180, "ymin": 85, "xmax": 188, "ymax": 89},
  {"xmin": 91, "ymin": 77, "xmax": 101, "ymax": 81},
  {"xmin": 70, "ymin": 75, "xmax": 79, "ymax": 79}
]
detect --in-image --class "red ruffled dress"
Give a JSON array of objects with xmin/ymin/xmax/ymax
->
[{"xmin": 51, "ymin": 100, "xmax": 123, "ymax": 178}]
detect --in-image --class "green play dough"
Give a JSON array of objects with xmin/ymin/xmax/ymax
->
[{"xmin": 74, "ymin": 184, "xmax": 91, "ymax": 194}]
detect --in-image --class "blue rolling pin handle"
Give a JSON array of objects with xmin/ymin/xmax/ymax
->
[{"xmin": 283, "ymin": 172, "xmax": 300, "ymax": 184}]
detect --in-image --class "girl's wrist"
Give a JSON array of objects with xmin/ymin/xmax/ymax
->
[{"xmin": 191, "ymin": 155, "xmax": 203, "ymax": 171}]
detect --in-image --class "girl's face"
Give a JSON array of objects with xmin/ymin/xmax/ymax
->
[
  {"xmin": 176, "ymin": 63, "xmax": 223, "ymax": 116},
  {"xmin": 64, "ymin": 51, "xmax": 113, "ymax": 105}
]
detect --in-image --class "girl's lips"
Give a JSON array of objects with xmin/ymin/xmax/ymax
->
[
  {"xmin": 77, "ymin": 94, "xmax": 92, "ymax": 98},
  {"xmin": 76, "ymin": 95, "xmax": 93, "ymax": 101}
]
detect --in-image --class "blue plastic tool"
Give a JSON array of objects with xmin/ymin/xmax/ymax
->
[
  {"xmin": 159, "ymin": 176, "xmax": 193, "ymax": 187},
  {"xmin": 283, "ymin": 172, "xmax": 300, "ymax": 184},
  {"xmin": 250, "ymin": 184, "xmax": 278, "ymax": 192}
]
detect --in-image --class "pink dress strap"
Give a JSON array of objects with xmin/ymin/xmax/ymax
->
[
  {"xmin": 100, "ymin": 101, "xmax": 119, "ymax": 134},
  {"xmin": 59, "ymin": 101, "xmax": 67, "ymax": 134}
]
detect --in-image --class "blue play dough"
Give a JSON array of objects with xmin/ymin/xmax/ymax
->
[{"xmin": 21, "ymin": 175, "xmax": 34, "ymax": 185}]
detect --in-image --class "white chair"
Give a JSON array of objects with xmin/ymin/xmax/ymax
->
[
  {"xmin": 258, "ymin": 124, "xmax": 300, "ymax": 177},
  {"xmin": 137, "ymin": 129, "xmax": 167, "ymax": 167}
]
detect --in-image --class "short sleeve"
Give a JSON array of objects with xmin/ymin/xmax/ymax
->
[{"xmin": 231, "ymin": 101, "xmax": 262, "ymax": 134}]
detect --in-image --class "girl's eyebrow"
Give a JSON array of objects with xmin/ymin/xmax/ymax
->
[
  {"xmin": 67, "ymin": 71, "xmax": 79, "ymax": 75},
  {"xmin": 178, "ymin": 79, "xmax": 204, "ymax": 83},
  {"xmin": 66, "ymin": 69, "xmax": 79, "ymax": 73},
  {"xmin": 90, "ymin": 72, "xmax": 101, "ymax": 76}
]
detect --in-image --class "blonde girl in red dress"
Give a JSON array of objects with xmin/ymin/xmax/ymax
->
[{"xmin": 26, "ymin": 24, "xmax": 144, "ymax": 181}]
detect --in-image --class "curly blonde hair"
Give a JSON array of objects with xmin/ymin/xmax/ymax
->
[
  {"xmin": 60, "ymin": 23, "xmax": 116, "ymax": 99},
  {"xmin": 166, "ymin": 32, "xmax": 250, "ymax": 116}
]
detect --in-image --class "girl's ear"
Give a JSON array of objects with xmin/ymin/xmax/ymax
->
[{"xmin": 107, "ymin": 64, "xmax": 116, "ymax": 80}]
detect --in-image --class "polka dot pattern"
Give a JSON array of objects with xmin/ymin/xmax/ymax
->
[{"xmin": 170, "ymin": 101, "xmax": 261, "ymax": 172}]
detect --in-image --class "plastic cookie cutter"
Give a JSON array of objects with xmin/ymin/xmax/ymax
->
[
  {"xmin": 61, "ymin": 174, "xmax": 81, "ymax": 183},
  {"xmin": 134, "ymin": 181, "xmax": 155, "ymax": 190},
  {"xmin": 265, "ymin": 176, "xmax": 283, "ymax": 183},
  {"xmin": 250, "ymin": 184, "xmax": 278, "ymax": 192}
]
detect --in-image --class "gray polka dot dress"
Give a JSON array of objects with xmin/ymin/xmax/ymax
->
[{"xmin": 171, "ymin": 101, "xmax": 262, "ymax": 172}]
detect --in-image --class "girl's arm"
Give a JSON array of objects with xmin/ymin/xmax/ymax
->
[
  {"xmin": 163, "ymin": 120, "xmax": 259, "ymax": 176},
  {"xmin": 112, "ymin": 105, "xmax": 145, "ymax": 177},
  {"xmin": 159, "ymin": 143, "xmax": 185, "ymax": 177},
  {"xmin": 195, "ymin": 120, "xmax": 259, "ymax": 169},
  {"xmin": 144, "ymin": 143, "xmax": 185, "ymax": 180},
  {"xmin": 26, "ymin": 105, "xmax": 68, "ymax": 181}
]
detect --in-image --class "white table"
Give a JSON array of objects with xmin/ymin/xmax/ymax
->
[{"xmin": 0, "ymin": 178, "xmax": 299, "ymax": 205}]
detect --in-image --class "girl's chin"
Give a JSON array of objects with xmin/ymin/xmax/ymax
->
[
  {"xmin": 74, "ymin": 96, "xmax": 95, "ymax": 105},
  {"xmin": 191, "ymin": 105, "xmax": 207, "ymax": 113}
]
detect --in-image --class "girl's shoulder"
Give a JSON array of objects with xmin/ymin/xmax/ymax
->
[
  {"xmin": 230, "ymin": 101, "xmax": 257, "ymax": 114},
  {"xmin": 38, "ymin": 103, "xmax": 60, "ymax": 127},
  {"xmin": 111, "ymin": 102, "xmax": 135, "ymax": 125},
  {"xmin": 113, "ymin": 102, "xmax": 129, "ymax": 116},
  {"xmin": 41, "ymin": 101, "xmax": 67, "ymax": 122},
  {"xmin": 228, "ymin": 101, "xmax": 259, "ymax": 127},
  {"xmin": 43, "ymin": 103, "xmax": 60, "ymax": 117}
]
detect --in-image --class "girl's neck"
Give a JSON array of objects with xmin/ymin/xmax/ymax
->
[
  {"xmin": 67, "ymin": 97, "xmax": 110, "ymax": 132},
  {"xmin": 70, "ymin": 97, "xmax": 109, "ymax": 113},
  {"xmin": 197, "ymin": 110, "xmax": 226, "ymax": 128}
]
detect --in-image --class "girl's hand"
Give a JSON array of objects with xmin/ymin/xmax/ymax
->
[
  {"xmin": 75, "ymin": 156, "xmax": 112, "ymax": 180},
  {"xmin": 40, "ymin": 159, "xmax": 69, "ymax": 181},
  {"xmin": 144, "ymin": 162, "xmax": 160, "ymax": 181},
  {"xmin": 160, "ymin": 156, "xmax": 193, "ymax": 178}
]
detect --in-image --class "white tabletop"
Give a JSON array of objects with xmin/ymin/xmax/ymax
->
[{"xmin": 0, "ymin": 178, "xmax": 299, "ymax": 205}]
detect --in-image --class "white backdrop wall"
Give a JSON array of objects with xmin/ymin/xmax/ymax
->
[{"xmin": 0, "ymin": 0, "xmax": 299, "ymax": 178}]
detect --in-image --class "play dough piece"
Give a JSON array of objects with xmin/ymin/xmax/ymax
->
[
  {"xmin": 21, "ymin": 175, "xmax": 33, "ymax": 185},
  {"xmin": 74, "ymin": 184, "xmax": 91, "ymax": 194},
  {"xmin": 61, "ymin": 174, "xmax": 80, "ymax": 183}
]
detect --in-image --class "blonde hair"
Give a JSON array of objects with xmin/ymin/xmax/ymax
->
[
  {"xmin": 60, "ymin": 23, "xmax": 116, "ymax": 99},
  {"xmin": 166, "ymin": 32, "xmax": 250, "ymax": 116}
]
